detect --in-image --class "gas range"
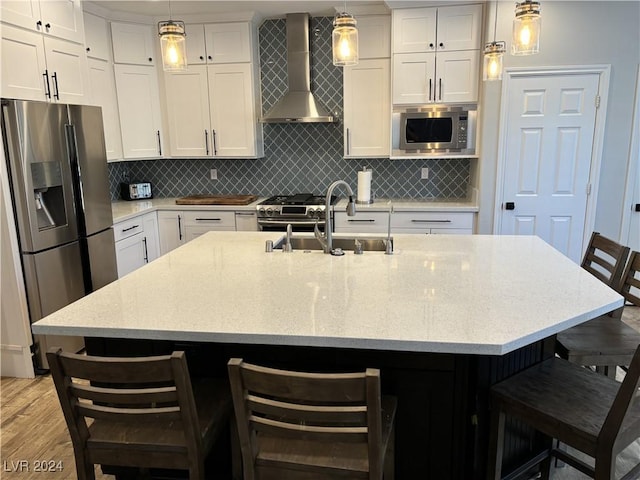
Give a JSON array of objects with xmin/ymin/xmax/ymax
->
[{"xmin": 256, "ymin": 193, "xmax": 337, "ymax": 232}]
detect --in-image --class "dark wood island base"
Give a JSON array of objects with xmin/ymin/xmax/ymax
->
[{"xmin": 85, "ymin": 336, "xmax": 556, "ymax": 480}]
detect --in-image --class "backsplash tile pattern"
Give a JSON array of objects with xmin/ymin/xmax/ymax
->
[{"xmin": 108, "ymin": 17, "xmax": 471, "ymax": 201}]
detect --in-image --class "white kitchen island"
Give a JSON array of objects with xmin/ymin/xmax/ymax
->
[{"xmin": 32, "ymin": 232, "xmax": 623, "ymax": 479}]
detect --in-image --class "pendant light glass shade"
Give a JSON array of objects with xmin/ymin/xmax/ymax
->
[
  {"xmin": 483, "ymin": 41, "xmax": 506, "ymax": 81},
  {"xmin": 332, "ymin": 13, "xmax": 358, "ymax": 66},
  {"xmin": 512, "ymin": 0, "xmax": 541, "ymax": 55},
  {"xmin": 159, "ymin": 20, "xmax": 187, "ymax": 71}
]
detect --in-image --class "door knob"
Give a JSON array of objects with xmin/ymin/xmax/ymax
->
[
  {"xmin": 635, "ymin": 203, "xmax": 640, "ymax": 212},
  {"xmin": 505, "ymin": 202, "xmax": 515, "ymax": 210}
]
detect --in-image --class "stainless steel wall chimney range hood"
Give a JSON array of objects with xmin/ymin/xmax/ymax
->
[{"xmin": 261, "ymin": 13, "xmax": 335, "ymax": 123}]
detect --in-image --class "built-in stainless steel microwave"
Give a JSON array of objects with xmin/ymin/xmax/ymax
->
[{"xmin": 396, "ymin": 105, "xmax": 476, "ymax": 155}]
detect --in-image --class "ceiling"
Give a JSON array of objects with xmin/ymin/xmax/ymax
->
[{"xmin": 87, "ymin": 1, "xmax": 387, "ymax": 19}]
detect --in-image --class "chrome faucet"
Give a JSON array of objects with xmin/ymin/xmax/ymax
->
[{"xmin": 315, "ymin": 180, "xmax": 357, "ymax": 254}]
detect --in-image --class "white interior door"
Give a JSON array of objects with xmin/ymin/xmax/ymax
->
[
  {"xmin": 621, "ymin": 65, "xmax": 640, "ymax": 252},
  {"xmin": 496, "ymin": 71, "xmax": 601, "ymax": 262}
]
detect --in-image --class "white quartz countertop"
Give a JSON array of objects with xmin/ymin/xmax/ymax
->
[
  {"xmin": 33, "ymin": 232, "xmax": 622, "ymax": 356},
  {"xmin": 112, "ymin": 197, "xmax": 478, "ymax": 223},
  {"xmin": 111, "ymin": 197, "xmax": 266, "ymax": 222}
]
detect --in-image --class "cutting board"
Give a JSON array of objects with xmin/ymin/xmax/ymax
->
[{"xmin": 175, "ymin": 194, "xmax": 258, "ymax": 206}]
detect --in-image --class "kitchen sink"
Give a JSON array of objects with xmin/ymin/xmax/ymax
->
[{"xmin": 272, "ymin": 235, "xmax": 392, "ymax": 253}]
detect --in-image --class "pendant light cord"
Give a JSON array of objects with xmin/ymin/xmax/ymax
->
[
  {"xmin": 169, "ymin": 0, "xmax": 173, "ymax": 20},
  {"xmin": 493, "ymin": 0, "xmax": 498, "ymax": 43}
]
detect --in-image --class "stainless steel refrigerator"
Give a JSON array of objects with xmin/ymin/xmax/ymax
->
[{"xmin": 1, "ymin": 99, "xmax": 118, "ymax": 370}]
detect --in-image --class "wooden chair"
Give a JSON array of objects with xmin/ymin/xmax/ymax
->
[
  {"xmin": 487, "ymin": 344, "xmax": 640, "ymax": 480},
  {"xmin": 47, "ymin": 348, "xmax": 233, "ymax": 480},
  {"xmin": 580, "ymin": 232, "xmax": 630, "ymax": 288},
  {"xmin": 227, "ymin": 358, "xmax": 397, "ymax": 480},
  {"xmin": 557, "ymin": 249, "xmax": 640, "ymax": 376}
]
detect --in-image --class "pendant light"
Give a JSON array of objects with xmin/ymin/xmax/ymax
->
[
  {"xmin": 158, "ymin": 0, "xmax": 187, "ymax": 71},
  {"xmin": 483, "ymin": 0, "xmax": 506, "ymax": 81},
  {"xmin": 512, "ymin": 0, "xmax": 541, "ymax": 55},
  {"xmin": 332, "ymin": 1, "xmax": 358, "ymax": 67}
]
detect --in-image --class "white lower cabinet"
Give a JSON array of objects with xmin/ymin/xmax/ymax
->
[
  {"xmin": 114, "ymin": 212, "xmax": 160, "ymax": 278},
  {"xmin": 235, "ymin": 211, "xmax": 258, "ymax": 231},
  {"xmin": 157, "ymin": 210, "xmax": 237, "ymax": 255},
  {"xmin": 335, "ymin": 210, "xmax": 474, "ymax": 234}
]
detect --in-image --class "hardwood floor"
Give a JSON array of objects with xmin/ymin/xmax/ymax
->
[{"xmin": 2, "ymin": 307, "xmax": 639, "ymax": 480}]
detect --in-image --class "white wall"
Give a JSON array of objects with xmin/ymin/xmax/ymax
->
[{"xmin": 478, "ymin": 1, "xmax": 640, "ymax": 240}]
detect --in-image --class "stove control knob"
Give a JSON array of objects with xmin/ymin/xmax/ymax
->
[
  {"xmin": 266, "ymin": 208, "xmax": 273, "ymax": 215},
  {"xmin": 258, "ymin": 208, "xmax": 265, "ymax": 215},
  {"xmin": 307, "ymin": 208, "xmax": 316, "ymax": 217}
]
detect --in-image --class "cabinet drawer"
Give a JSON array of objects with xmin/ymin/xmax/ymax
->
[
  {"xmin": 334, "ymin": 211, "xmax": 389, "ymax": 233},
  {"xmin": 114, "ymin": 216, "xmax": 145, "ymax": 241},
  {"xmin": 391, "ymin": 212, "xmax": 473, "ymax": 230},
  {"xmin": 182, "ymin": 210, "xmax": 236, "ymax": 229}
]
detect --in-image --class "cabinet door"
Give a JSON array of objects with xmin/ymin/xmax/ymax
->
[
  {"xmin": 0, "ymin": 1, "xmax": 41, "ymax": 33},
  {"xmin": 43, "ymin": 36, "xmax": 90, "ymax": 104},
  {"xmin": 87, "ymin": 59, "xmax": 123, "ymax": 161},
  {"xmin": 142, "ymin": 212, "xmax": 160, "ymax": 262},
  {"xmin": 185, "ymin": 24, "xmax": 206, "ymax": 65},
  {"xmin": 435, "ymin": 50, "xmax": 479, "ymax": 104},
  {"xmin": 392, "ymin": 8, "xmax": 437, "ymax": 54},
  {"xmin": 0, "ymin": 24, "xmax": 47, "ymax": 101},
  {"xmin": 114, "ymin": 64, "xmax": 163, "ymax": 158},
  {"xmin": 115, "ymin": 233, "xmax": 146, "ymax": 278},
  {"xmin": 164, "ymin": 66, "xmax": 211, "ymax": 157},
  {"xmin": 111, "ymin": 22, "xmax": 155, "ymax": 65},
  {"xmin": 157, "ymin": 211, "xmax": 184, "ymax": 255},
  {"xmin": 358, "ymin": 16, "xmax": 390, "ymax": 59},
  {"xmin": 435, "ymin": 4, "xmax": 482, "ymax": 52},
  {"xmin": 38, "ymin": 0, "xmax": 84, "ymax": 44},
  {"xmin": 83, "ymin": 12, "xmax": 111, "ymax": 60},
  {"xmin": 344, "ymin": 59, "xmax": 390, "ymax": 158},
  {"xmin": 392, "ymin": 52, "xmax": 435, "ymax": 105},
  {"xmin": 204, "ymin": 23, "xmax": 250, "ymax": 63},
  {"xmin": 235, "ymin": 212, "xmax": 258, "ymax": 231},
  {"xmin": 208, "ymin": 63, "xmax": 256, "ymax": 157}
]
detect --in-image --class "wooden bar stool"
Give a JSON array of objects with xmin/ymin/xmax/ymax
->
[
  {"xmin": 487, "ymin": 344, "xmax": 640, "ymax": 480},
  {"xmin": 227, "ymin": 358, "xmax": 397, "ymax": 480},
  {"xmin": 557, "ymin": 249, "xmax": 640, "ymax": 377},
  {"xmin": 47, "ymin": 348, "xmax": 233, "ymax": 480}
]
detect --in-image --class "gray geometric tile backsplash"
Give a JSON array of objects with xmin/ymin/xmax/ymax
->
[{"xmin": 109, "ymin": 17, "xmax": 471, "ymax": 201}]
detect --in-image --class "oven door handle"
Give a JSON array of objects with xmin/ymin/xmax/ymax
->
[{"xmin": 258, "ymin": 219, "xmax": 322, "ymax": 227}]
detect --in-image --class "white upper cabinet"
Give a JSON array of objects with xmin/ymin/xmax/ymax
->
[
  {"xmin": 186, "ymin": 22, "xmax": 251, "ymax": 64},
  {"xmin": 164, "ymin": 22, "xmax": 262, "ymax": 158},
  {"xmin": 207, "ymin": 63, "xmax": 258, "ymax": 157},
  {"xmin": 87, "ymin": 58, "xmax": 122, "ymax": 161},
  {"xmin": 392, "ymin": 8, "xmax": 437, "ymax": 54},
  {"xmin": 1, "ymin": 0, "xmax": 85, "ymax": 44},
  {"xmin": 83, "ymin": 12, "xmax": 110, "ymax": 61},
  {"xmin": 110, "ymin": 22, "xmax": 155, "ymax": 65},
  {"xmin": 1, "ymin": 23, "xmax": 89, "ymax": 103},
  {"xmin": 343, "ymin": 59, "xmax": 390, "ymax": 158},
  {"xmin": 204, "ymin": 23, "xmax": 251, "ymax": 63},
  {"xmin": 392, "ymin": 5, "xmax": 482, "ymax": 53},
  {"xmin": 392, "ymin": 4, "xmax": 482, "ymax": 104},
  {"xmin": 355, "ymin": 15, "xmax": 390, "ymax": 59},
  {"xmin": 114, "ymin": 64, "xmax": 163, "ymax": 158}
]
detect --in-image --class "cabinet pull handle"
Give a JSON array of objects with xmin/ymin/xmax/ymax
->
[
  {"xmin": 438, "ymin": 78, "xmax": 442, "ymax": 101},
  {"xmin": 121, "ymin": 224, "xmax": 140, "ymax": 232},
  {"xmin": 36, "ymin": 20, "xmax": 42, "ymax": 29},
  {"xmin": 212, "ymin": 129, "xmax": 217, "ymax": 155},
  {"xmin": 43, "ymin": 70, "xmax": 51, "ymax": 98},
  {"xmin": 148, "ymin": 57, "xmax": 153, "ymax": 62},
  {"xmin": 205, "ymin": 130, "xmax": 209, "ymax": 155},
  {"xmin": 429, "ymin": 78, "xmax": 432, "ymax": 101},
  {"xmin": 86, "ymin": 47, "xmax": 91, "ymax": 52},
  {"xmin": 199, "ymin": 55, "xmax": 204, "ymax": 60},
  {"xmin": 143, "ymin": 237, "xmax": 149, "ymax": 262},
  {"xmin": 51, "ymin": 72, "xmax": 59, "ymax": 100},
  {"xmin": 207, "ymin": 55, "xmax": 212, "ymax": 61},
  {"xmin": 178, "ymin": 215, "xmax": 182, "ymax": 240},
  {"xmin": 439, "ymin": 42, "xmax": 444, "ymax": 48},
  {"xmin": 195, "ymin": 218, "xmax": 222, "ymax": 222},
  {"xmin": 411, "ymin": 219, "xmax": 451, "ymax": 223},
  {"xmin": 429, "ymin": 42, "xmax": 434, "ymax": 49},
  {"xmin": 348, "ymin": 219, "xmax": 376, "ymax": 223},
  {"xmin": 157, "ymin": 130, "xmax": 162, "ymax": 156},
  {"xmin": 346, "ymin": 127, "xmax": 350, "ymax": 156},
  {"xmin": 236, "ymin": 212, "xmax": 254, "ymax": 216},
  {"xmin": 45, "ymin": 23, "xmax": 51, "ymax": 31}
]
